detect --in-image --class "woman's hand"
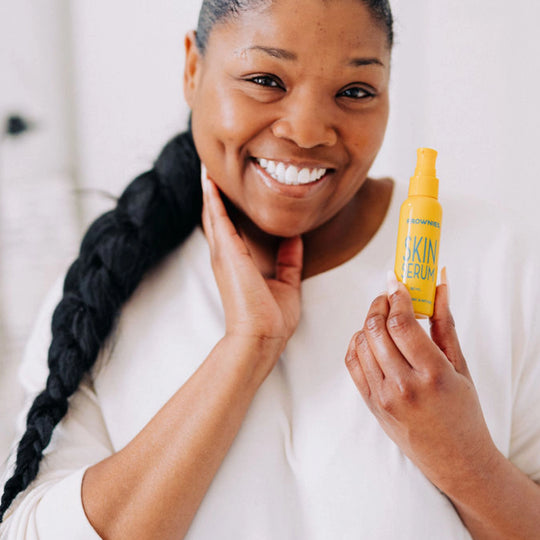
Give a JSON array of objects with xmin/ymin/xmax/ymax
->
[
  {"xmin": 201, "ymin": 167, "xmax": 303, "ymax": 355},
  {"xmin": 345, "ymin": 271, "xmax": 498, "ymax": 495}
]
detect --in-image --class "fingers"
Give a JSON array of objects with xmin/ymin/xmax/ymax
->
[
  {"xmin": 430, "ymin": 268, "xmax": 470, "ymax": 377},
  {"xmin": 201, "ymin": 166, "xmax": 213, "ymax": 243},
  {"xmin": 275, "ymin": 236, "xmax": 303, "ymax": 288},
  {"xmin": 200, "ymin": 165, "xmax": 303, "ymax": 342},
  {"xmin": 345, "ymin": 331, "xmax": 382, "ymax": 399},
  {"xmin": 202, "ymin": 166, "xmax": 234, "ymax": 238},
  {"xmin": 363, "ymin": 294, "xmax": 413, "ymax": 381},
  {"xmin": 201, "ymin": 165, "xmax": 250, "ymax": 259},
  {"xmin": 345, "ymin": 333, "xmax": 371, "ymax": 399},
  {"xmin": 384, "ymin": 272, "xmax": 449, "ymax": 372},
  {"xmin": 202, "ymin": 164, "xmax": 304, "ymax": 289}
]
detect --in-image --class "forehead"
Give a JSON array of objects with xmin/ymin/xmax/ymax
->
[{"xmin": 205, "ymin": 0, "xmax": 389, "ymax": 63}]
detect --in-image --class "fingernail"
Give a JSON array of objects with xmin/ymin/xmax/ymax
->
[
  {"xmin": 386, "ymin": 270, "xmax": 399, "ymax": 297},
  {"xmin": 441, "ymin": 266, "xmax": 450, "ymax": 305},
  {"xmin": 201, "ymin": 164, "xmax": 209, "ymax": 190}
]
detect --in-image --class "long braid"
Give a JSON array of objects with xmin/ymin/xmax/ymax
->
[{"xmin": 0, "ymin": 130, "xmax": 201, "ymax": 521}]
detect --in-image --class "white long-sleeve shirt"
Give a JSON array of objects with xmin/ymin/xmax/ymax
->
[{"xmin": 2, "ymin": 183, "xmax": 540, "ymax": 539}]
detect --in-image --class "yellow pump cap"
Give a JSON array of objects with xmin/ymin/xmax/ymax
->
[{"xmin": 409, "ymin": 148, "xmax": 439, "ymax": 199}]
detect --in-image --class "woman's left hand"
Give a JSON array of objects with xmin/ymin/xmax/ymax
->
[{"xmin": 345, "ymin": 271, "xmax": 498, "ymax": 494}]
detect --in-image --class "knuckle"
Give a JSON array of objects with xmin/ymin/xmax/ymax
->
[
  {"xmin": 386, "ymin": 310, "xmax": 414, "ymax": 336},
  {"xmin": 379, "ymin": 392, "xmax": 396, "ymax": 414},
  {"xmin": 371, "ymin": 294, "xmax": 389, "ymax": 311},
  {"xmin": 365, "ymin": 313, "xmax": 387, "ymax": 338},
  {"xmin": 347, "ymin": 332, "xmax": 358, "ymax": 349},
  {"xmin": 394, "ymin": 378, "xmax": 417, "ymax": 404},
  {"xmin": 353, "ymin": 330, "xmax": 366, "ymax": 349},
  {"xmin": 379, "ymin": 378, "xmax": 417, "ymax": 414},
  {"xmin": 443, "ymin": 308, "xmax": 456, "ymax": 326},
  {"xmin": 345, "ymin": 332, "xmax": 362, "ymax": 365},
  {"xmin": 344, "ymin": 346, "xmax": 358, "ymax": 369},
  {"xmin": 354, "ymin": 331, "xmax": 373, "ymax": 358},
  {"xmin": 422, "ymin": 368, "xmax": 446, "ymax": 390},
  {"xmin": 438, "ymin": 318, "xmax": 456, "ymax": 336}
]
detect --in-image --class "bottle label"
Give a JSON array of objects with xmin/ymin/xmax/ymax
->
[
  {"xmin": 394, "ymin": 202, "xmax": 442, "ymax": 318},
  {"xmin": 406, "ymin": 218, "xmax": 441, "ymax": 229},
  {"xmin": 399, "ymin": 235, "xmax": 438, "ymax": 282}
]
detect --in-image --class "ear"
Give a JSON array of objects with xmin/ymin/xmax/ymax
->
[{"xmin": 183, "ymin": 30, "xmax": 203, "ymax": 108}]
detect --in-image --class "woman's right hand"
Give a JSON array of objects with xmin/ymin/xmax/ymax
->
[
  {"xmin": 80, "ymin": 169, "xmax": 303, "ymax": 540},
  {"xmin": 201, "ymin": 167, "xmax": 303, "ymax": 356}
]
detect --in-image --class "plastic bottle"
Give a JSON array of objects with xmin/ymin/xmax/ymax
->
[{"xmin": 394, "ymin": 148, "xmax": 442, "ymax": 318}]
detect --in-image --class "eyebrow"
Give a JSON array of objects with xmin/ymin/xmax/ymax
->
[
  {"xmin": 348, "ymin": 57, "xmax": 385, "ymax": 68},
  {"xmin": 238, "ymin": 46, "xmax": 297, "ymax": 60},
  {"xmin": 237, "ymin": 45, "xmax": 385, "ymax": 67}
]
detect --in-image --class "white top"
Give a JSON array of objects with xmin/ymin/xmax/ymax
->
[{"xmin": 2, "ymin": 182, "xmax": 540, "ymax": 539}]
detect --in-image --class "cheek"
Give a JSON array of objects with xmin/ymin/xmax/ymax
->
[
  {"xmin": 198, "ymin": 85, "xmax": 263, "ymax": 151},
  {"xmin": 372, "ymin": 98, "xmax": 390, "ymax": 145},
  {"xmin": 191, "ymin": 90, "xmax": 265, "ymax": 201},
  {"xmin": 349, "ymin": 106, "xmax": 389, "ymax": 160}
]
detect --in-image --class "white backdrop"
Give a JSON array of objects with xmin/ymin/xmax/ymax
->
[{"xmin": 1, "ymin": 0, "xmax": 540, "ymax": 467}]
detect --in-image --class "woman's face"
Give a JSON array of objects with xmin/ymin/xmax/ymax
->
[{"xmin": 185, "ymin": 0, "xmax": 391, "ymax": 237}]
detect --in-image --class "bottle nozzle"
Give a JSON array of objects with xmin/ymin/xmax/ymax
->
[
  {"xmin": 415, "ymin": 148, "xmax": 437, "ymax": 177},
  {"xmin": 409, "ymin": 147, "xmax": 439, "ymax": 199}
]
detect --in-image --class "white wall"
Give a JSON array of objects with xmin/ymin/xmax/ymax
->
[
  {"xmin": 70, "ymin": 0, "xmax": 202, "ymax": 223},
  {"xmin": 373, "ymin": 0, "xmax": 540, "ymax": 207}
]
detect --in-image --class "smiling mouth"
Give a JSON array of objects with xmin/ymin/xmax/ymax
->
[{"xmin": 254, "ymin": 158, "xmax": 330, "ymax": 186}]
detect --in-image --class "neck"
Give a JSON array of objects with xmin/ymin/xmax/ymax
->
[{"xmin": 229, "ymin": 178, "xmax": 394, "ymax": 280}]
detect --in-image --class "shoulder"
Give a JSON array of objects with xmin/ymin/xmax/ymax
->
[
  {"xmin": 97, "ymin": 225, "xmax": 214, "ymax": 366},
  {"xmin": 18, "ymin": 275, "xmax": 64, "ymax": 394}
]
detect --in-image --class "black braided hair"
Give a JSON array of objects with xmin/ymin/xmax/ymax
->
[
  {"xmin": 0, "ymin": 131, "xmax": 201, "ymax": 520},
  {"xmin": 0, "ymin": 0, "xmax": 394, "ymax": 521}
]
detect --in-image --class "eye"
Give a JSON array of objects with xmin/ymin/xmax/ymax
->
[
  {"xmin": 247, "ymin": 75, "xmax": 285, "ymax": 90},
  {"xmin": 338, "ymin": 86, "xmax": 375, "ymax": 100}
]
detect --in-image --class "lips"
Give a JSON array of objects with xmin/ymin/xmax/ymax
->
[{"xmin": 255, "ymin": 158, "xmax": 329, "ymax": 186}]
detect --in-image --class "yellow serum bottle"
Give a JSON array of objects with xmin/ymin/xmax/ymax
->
[{"xmin": 394, "ymin": 148, "xmax": 442, "ymax": 318}]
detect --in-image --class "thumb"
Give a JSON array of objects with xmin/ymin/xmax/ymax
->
[
  {"xmin": 275, "ymin": 235, "xmax": 303, "ymax": 289},
  {"xmin": 430, "ymin": 268, "xmax": 471, "ymax": 378}
]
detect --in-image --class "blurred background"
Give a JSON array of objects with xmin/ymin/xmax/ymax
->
[{"xmin": 1, "ymin": 0, "xmax": 539, "ymax": 465}]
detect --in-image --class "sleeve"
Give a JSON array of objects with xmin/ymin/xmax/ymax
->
[
  {"xmin": 0, "ymin": 279, "xmax": 115, "ymax": 539},
  {"xmin": 508, "ymin": 242, "xmax": 540, "ymax": 483}
]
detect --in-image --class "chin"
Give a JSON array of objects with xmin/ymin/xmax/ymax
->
[
  {"xmin": 228, "ymin": 196, "xmax": 321, "ymax": 238},
  {"xmin": 252, "ymin": 214, "xmax": 314, "ymax": 238}
]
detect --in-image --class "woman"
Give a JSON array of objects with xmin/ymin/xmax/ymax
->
[{"xmin": 1, "ymin": 0, "xmax": 540, "ymax": 538}]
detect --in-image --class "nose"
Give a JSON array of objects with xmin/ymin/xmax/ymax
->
[{"xmin": 271, "ymin": 92, "xmax": 338, "ymax": 149}]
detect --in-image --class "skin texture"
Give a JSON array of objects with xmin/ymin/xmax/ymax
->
[
  {"xmin": 201, "ymin": 167, "xmax": 303, "ymax": 344},
  {"xmin": 80, "ymin": 1, "xmax": 540, "ymax": 539},
  {"xmin": 184, "ymin": 0, "xmax": 392, "ymax": 278},
  {"xmin": 346, "ymin": 273, "xmax": 540, "ymax": 539}
]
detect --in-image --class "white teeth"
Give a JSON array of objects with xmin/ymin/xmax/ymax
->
[
  {"xmin": 298, "ymin": 168, "xmax": 311, "ymax": 184},
  {"xmin": 275, "ymin": 162, "xmax": 286, "ymax": 182},
  {"xmin": 285, "ymin": 165, "xmax": 298, "ymax": 184},
  {"xmin": 256, "ymin": 159, "xmax": 327, "ymax": 185}
]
